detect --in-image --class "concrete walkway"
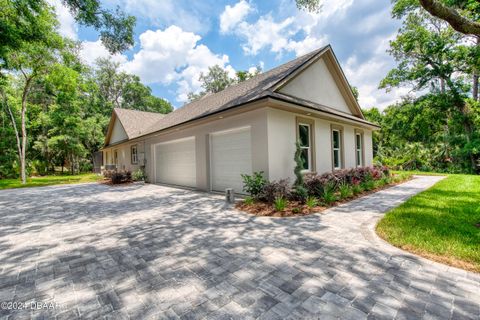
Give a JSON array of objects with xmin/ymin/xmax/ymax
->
[{"xmin": 0, "ymin": 176, "xmax": 478, "ymax": 319}]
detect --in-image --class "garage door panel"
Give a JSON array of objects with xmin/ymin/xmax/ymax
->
[
  {"xmin": 155, "ymin": 138, "xmax": 196, "ymax": 188},
  {"xmin": 211, "ymin": 128, "xmax": 252, "ymax": 193}
]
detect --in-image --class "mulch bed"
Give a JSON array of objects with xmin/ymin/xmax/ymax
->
[
  {"xmin": 236, "ymin": 201, "xmax": 326, "ymax": 217},
  {"xmin": 236, "ymin": 176, "xmax": 413, "ymax": 217}
]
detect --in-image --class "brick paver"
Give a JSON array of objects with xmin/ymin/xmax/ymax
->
[{"xmin": 0, "ymin": 176, "xmax": 478, "ymax": 319}]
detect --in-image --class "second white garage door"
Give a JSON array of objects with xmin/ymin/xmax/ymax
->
[
  {"xmin": 154, "ymin": 137, "xmax": 196, "ymax": 188},
  {"xmin": 210, "ymin": 127, "xmax": 252, "ymax": 193}
]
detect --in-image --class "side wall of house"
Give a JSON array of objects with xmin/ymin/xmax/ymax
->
[
  {"xmin": 267, "ymin": 108, "xmax": 373, "ymax": 182},
  {"xmin": 141, "ymin": 108, "xmax": 269, "ymax": 190},
  {"xmin": 103, "ymin": 142, "xmax": 145, "ymax": 172}
]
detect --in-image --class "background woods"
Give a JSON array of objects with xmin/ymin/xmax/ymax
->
[{"xmin": 0, "ymin": 0, "xmax": 479, "ymax": 182}]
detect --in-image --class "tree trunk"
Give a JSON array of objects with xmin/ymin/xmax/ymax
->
[
  {"xmin": 2, "ymin": 91, "xmax": 22, "ymax": 175},
  {"xmin": 20, "ymin": 77, "xmax": 33, "ymax": 184},
  {"xmin": 473, "ymin": 37, "xmax": 479, "ymax": 101}
]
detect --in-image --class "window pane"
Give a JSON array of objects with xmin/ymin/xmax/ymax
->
[
  {"xmin": 357, "ymin": 150, "xmax": 361, "ymax": 166},
  {"xmin": 333, "ymin": 130, "xmax": 340, "ymax": 149},
  {"xmin": 334, "ymin": 150, "xmax": 339, "ymax": 168},
  {"xmin": 301, "ymin": 148, "xmax": 309, "ymax": 170},
  {"xmin": 356, "ymin": 134, "xmax": 361, "ymax": 149},
  {"xmin": 299, "ymin": 124, "xmax": 310, "ymax": 147}
]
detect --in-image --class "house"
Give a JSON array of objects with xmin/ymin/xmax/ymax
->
[{"xmin": 101, "ymin": 45, "xmax": 379, "ymax": 193}]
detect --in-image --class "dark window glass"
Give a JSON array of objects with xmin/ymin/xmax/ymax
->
[
  {"xmin": 299, "ymin": 124, "xmax": 310, "ymax": 147},
  {"xmin": 333, "ymin": 130, "xmax": 340, "ymax": 149}
]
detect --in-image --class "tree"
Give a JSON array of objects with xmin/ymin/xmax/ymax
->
[
  {"xmin": 1, "ymin": 21, "xmax": 63, "ymax": 183},
  {"xmin": 394, "ymin": 0, "xmax": 480, "ymax": 37},
  {"xmin": 295, "ymin": 0, "xmax": 480, "ymax": 36},
  {"xmin": 380, "ymin": 8, "xmax": 479, "ymax": 170},
  {"xmin": 0, "ymin": 0, "xmax": 135, "ymax": 65},
  {"xmin": 93, "ymin": 58, "xmax": 173, "ymax": 115},
  {"xmin": 187, "ymin": 65, "xmax": 262, "ymax": 102}
]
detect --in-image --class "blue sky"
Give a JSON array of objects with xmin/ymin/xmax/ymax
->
[{"xmin": 50, "ymin": 0, "xmax": 410, "ymax": 109}]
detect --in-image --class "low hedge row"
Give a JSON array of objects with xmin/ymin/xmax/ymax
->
[{"xmin": 242, "ymin": 165, "xmax": 394, "ymax": 204}]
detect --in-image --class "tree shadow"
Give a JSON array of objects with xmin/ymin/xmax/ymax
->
[{"xmin": 0, "ymin": 183, "xmax": 478, "ymax": 319}]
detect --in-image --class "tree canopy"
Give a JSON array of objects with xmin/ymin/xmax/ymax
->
[{"xmin": 187, "ymin": 65, "xmax": 261, "ymax": 102}]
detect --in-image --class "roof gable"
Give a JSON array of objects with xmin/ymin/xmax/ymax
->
[
  {"xmin": 104, "ymin": 108, "xmax": 166, "ymax": 146},
  {"xmin": 109, "ymin": 116, "xmax": 128, "ymax": 145},
  {"xmin": 274, "ymin": 48, "xmax": 364, "ymax": 118}
]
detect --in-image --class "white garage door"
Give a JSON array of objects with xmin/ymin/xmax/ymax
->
[
  {"xmin": 154, "ymin": 137, "xmax": 196, "ymax": 188},
  {"xmin": 210, "ymin": 127, "xmax": 252, "ymax": 193}
]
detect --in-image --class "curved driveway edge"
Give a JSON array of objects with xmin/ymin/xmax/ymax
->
[{"xmin": 0, "ymin": 177, "xmax": 479, "ymax": 320}]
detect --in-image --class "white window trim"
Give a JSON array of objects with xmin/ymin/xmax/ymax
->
[
  {"xmin": 299, "ymin": 123, "xmax": 312, "ymax": 172},
  {"xmin": 355, "ymin": 133, "xmax": 363, "ymax": 167},
  {"xmin": 332, "ymin": 129, "xmax": 342, "ymax": 170}
]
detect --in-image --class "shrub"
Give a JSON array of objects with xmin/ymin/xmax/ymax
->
[
  {"xmin": 260, "ymin": 179, "xmax": 291, "ymax": 203},
  {"xmin": 304, "ymin": 172, "xmax": 334, "ymax": 197},
  {"xmin": 132, "ymin": 169, "xmax": 146, "ymax": 181},
  {"xmin": 339, "ymin": 183, "xmax": 353, "ymax": 199},
  {"xmin": 244, "ymin": 196, "xmax": 254, "ymax": 205},
  {"xmin": 291, "ymin": 185, "xmax": 308, "ymax": 203},
  {"xmin": 306, "ymin": 196, "xmax": 318, "ymax": 208},
  {"xmin": 293, "ymin": 141, "xmax": 305, "ymax": 187},
  {"xmin": 103, "ymin": 170, "xmax": 115, "ymax": 179},
  {"xmin": 292, "ymin": 207, "xmax": 301, "ymax": 214},
  {"xmin": 241, "ymin": 171, "xmax": 267, "ymax": 199},
  {"xmin": 273, "ymin": 197, "xmax": 287, "ymax": 211},
  {"xmin": 321, "ymin": 183, "xmax": 337, "ymax": 205},
  {"xmin": 110, "ymin": 170, "xmax": 132, "ymax": 184},
  {"xmin": 362, "ymin": 177, "xmax": 375, "ymax": 191},
  {"xmin": 352, "ymin": 183, "xmax": 363, "ymax": 195}
]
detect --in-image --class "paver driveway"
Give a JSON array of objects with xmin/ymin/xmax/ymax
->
[{"xmin": 0, "ymin": 176, "xmax": 479, "ymax": 320}]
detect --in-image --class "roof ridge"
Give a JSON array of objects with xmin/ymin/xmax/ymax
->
[
  {"xmin": 169, "ymin": 45, "xmax": 329, "ymax": 115},
  {"xmin": 114, "ymin": 107, "xmax": 166, "ymax": 116}
]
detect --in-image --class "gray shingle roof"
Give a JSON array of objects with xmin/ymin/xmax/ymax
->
[
  {"xmin": 108, "ymin": 45, "xmax": 376, "ymax": 146},
  {"xmin": 139, "ymin": 46, "xmax": 328, "ymax": 136},
  {"xmin": 113, "ymin": 108, "xmax": 166, "ymax": 139}
]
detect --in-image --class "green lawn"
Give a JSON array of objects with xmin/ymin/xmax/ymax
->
[
  {"xmin": 0, "ymin": 173, "xmax": 102, "ymax": 190},
  {"xmin": 377, "ymin": 174, "xmax": 480, "ymax": 273},
  {"xmin": 392, "ymin": 170, "xmax": 447, "ymax": 176}
]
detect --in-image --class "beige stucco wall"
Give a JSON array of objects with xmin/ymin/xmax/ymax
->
[
  {"xmin": 266, "ymin": 108, "xmax": 373, "ymax": 182},
  {"xmin": 279, "ymin": 58, "xmax": 352, "ymax": 114},
  {"xmin": 110, "ymin": 118, "xmax": 128, "ymax": 144},
  {"xmin": 103, "ymin": 142, "xmax": 145, "ymax": 172},
  {"xmin": 141, "ymin": 107, "xmax": 269, "ymax": 190},
  {"xmin": 103, "ymin": 106, "xmax": 373, "ymax": 191}
]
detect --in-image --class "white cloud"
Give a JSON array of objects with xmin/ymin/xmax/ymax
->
[
  {"xmin": 220, "ymin": 0, "xmax": 252, "ymax": 33},
  {"xmin": 123, "ymin": 26, "xmax": 233, "ymax": 102},
  {"xmin": 48, "ymin": 0, "xmax": 77, "ymax": 39},
  {"xmin": 219, "ymin": 1, "xmax": 333, "ymax": 57},
  {"xmin": 343, "ymin": 35, "xmax": 412, "ymax": 109},
  {"xmin": 80, "ymin": 40, "xmax": 128, "ymax": 66}
]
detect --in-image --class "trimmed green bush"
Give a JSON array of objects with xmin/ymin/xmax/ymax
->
[{"xmin": 241, "ymin": 171, "xmax": 267, "ymax": 199}]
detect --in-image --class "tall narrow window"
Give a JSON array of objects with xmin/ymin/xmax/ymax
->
[
  {"xmin": 131, "ymin": 145, "xmax": 138, "ymax": 164},
  {"xmin": 332, "ymin": 129, "xmax": 342, "ymax": 169},
  {"xmin": 114, "ymin": 150, "xmax": 118, "ymax": 165},
  {"xmin": 298, "ymin": 123, "xmax": 311, "ymax": 171},
  {"xmin": 355, "ymin": 133, "xmax": 363, "ymax": 167}
]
